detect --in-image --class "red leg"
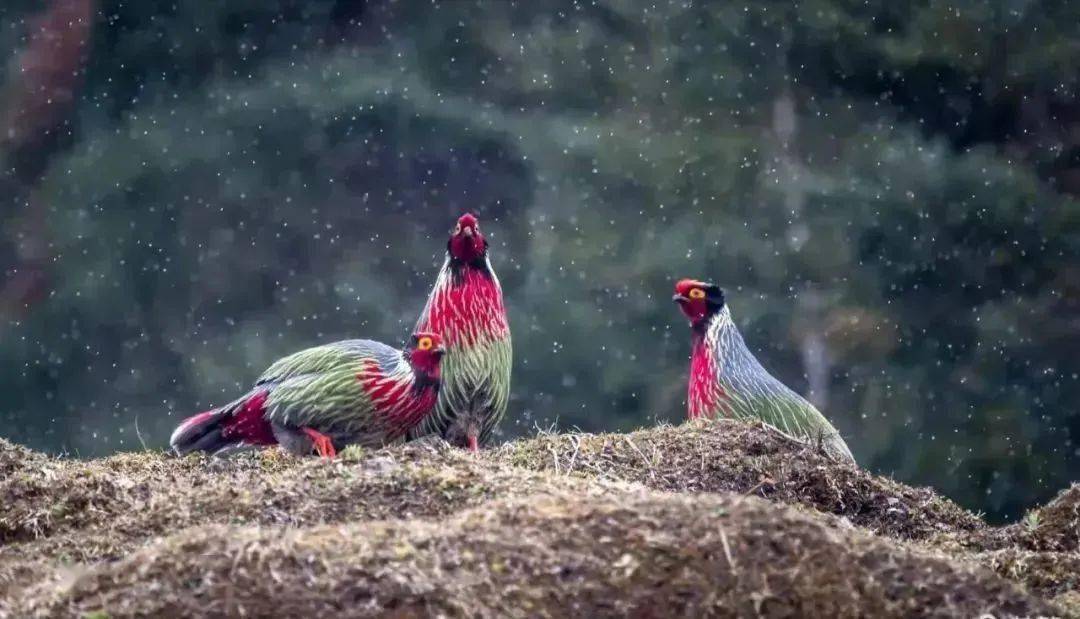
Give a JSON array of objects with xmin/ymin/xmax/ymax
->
[
  {"xmin": 467, "ymin": 434, "xmax": 479, "ymax": 453},
  {"xmin": 301, "ymin": 427, "xmax": 337, "ymax": 459}
]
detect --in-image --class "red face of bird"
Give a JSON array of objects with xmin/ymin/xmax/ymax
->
[
  {"xmin": 447, "ymin": 212, "xmax": 487, "ymax": 263},
  {"xmin": 407, "ymin": 332, "xmax": 446, "ymax": 377},
  {"xmin": 673, "ymin": 279, "xmax": 725, "ymax": 326}
]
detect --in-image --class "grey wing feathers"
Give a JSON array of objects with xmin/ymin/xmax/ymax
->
[
  {"xmin": 715, "ymin": 322, "xmax": 855, "ymax": 463},
  {"xmin": 254, "ymin": 339, "xmax": 406, "ymax": 444},
  {"xmin": 256, "ymin": 339, "xmax": 398, "ymax": 386}
]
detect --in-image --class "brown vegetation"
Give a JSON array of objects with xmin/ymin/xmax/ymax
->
[{"xmin": 0, "ymin": 421, "xmax": 1076, "ymax": 617}]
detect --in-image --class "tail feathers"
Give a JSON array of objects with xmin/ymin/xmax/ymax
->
[
  {"xmin": 799, "ymin": 422, "xmax": 856, "ymax": 465},
  {"xmin": 826, "ymin": 433, "xmax": 856, "ymax": 464},
  {"xmin": 169, "ymin": 408, "xmax": 231, "ymax": 455},
  {"xmin": 171, "ymin": 391, "xmax": 275, "ymax": 455}
]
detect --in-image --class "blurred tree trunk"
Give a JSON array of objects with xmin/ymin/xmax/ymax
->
[
  {"xmin": 0, "ymin": 0, "xmax": 94, "ymax": 319},
  {"xmin": 796, "ymin": 287, "xmax": 830, "ymax": 411},
  {"xmin": 771, "ymin": 33, "xmax": 830, "ymax": 411}
]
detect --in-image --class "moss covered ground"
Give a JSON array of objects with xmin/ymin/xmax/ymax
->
[{"xmin": 1, "ymin": 420, "xmax": 1075, "ymax": 617}]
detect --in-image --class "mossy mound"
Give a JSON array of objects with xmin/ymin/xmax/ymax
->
[
  {"xmin": 0, "ymin": 441, "xmax": 623, "ymax": 606},
  {"xmin": 978, "ymin": 549, "xmax": 1080, "ymax": 599},
  {"xmin": 0, "ymin": 440, "xmax": 620, "ymax": 547},
  {"xmin": 1056, "ymin": 591, "xmax": 1080, "ymax": 617},
  {"xmin": 493, "ymin": 420, "xmax": 984, "ymax": 541},
  {"xmin": 1013, "ymin": 484, "xmax": 1080, "ymax": 552},
  {"xmin": 11, "ymin": 493, "xmax": 1056, "ymax": 618},
  {"xmin": 0, "ymin": 437, "xmax": 46, "ymax": 479},
  {"xmin": 0, "ymin": 420, "xmax": 1075, "ymax": 617}
]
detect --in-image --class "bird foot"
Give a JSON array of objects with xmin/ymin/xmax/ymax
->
[{"xmin": 301, "ymin": 427, "xmax": 337, "ymax": 459}]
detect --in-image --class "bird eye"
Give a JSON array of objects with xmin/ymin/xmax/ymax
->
[
  {"xmin": 452, "ymin": 224, "xmax": 461, "ymax": 235},
  {"xmin": 689, "ymin": 288, "xmax": 706, "ymax": 300},
  {"xmin": 417, "ymin": 337, "xmax": 433, "ymax": 351}
]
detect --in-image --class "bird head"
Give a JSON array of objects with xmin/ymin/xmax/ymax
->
[
  {"xmin": 447, "ymin": 212, "xmax": 487, "ymax": 264},
  {"xmin": 406, "ymin": 331, "xmax": 446, "ymax": 379},
  {"xmin": 673, "ymin": 278, "xmax": 725, "ymax": 327},
  {"xmin": 445, "ymin": 418, "xmax": 483, "ymax": 453}
]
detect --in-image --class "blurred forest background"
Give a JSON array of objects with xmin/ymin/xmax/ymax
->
[{"xmin": 0, "ymin": 0, "xmax": 1077, "ymax": 522}]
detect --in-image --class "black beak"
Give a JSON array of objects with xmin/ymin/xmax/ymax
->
[{"xmin": 672, "ymin": 294, "xmax": 687, "ymax": 303}]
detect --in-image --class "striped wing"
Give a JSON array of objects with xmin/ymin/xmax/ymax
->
[
  {"xmin": 714, "ymin": 323, "xmax": 855, "ymax": 462},
  {"xmin": 258, "ymin": 340, "xmax": 407, "ymax": 442},
  {"xmin": 262, "ymin": 368, "xmax": 380, "ymax": 439},
  {"xmin": 257, "ymin": 340, "xmax": 395, "ymax": 385}
]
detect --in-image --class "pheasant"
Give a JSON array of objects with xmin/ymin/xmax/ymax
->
[
  {"xmin": 411, "ymin": 213, "xmax": 512, "ymax": 452},
  {"xmin": 673, "ymin": 279, "xmax": 855, "ymax": 463},
  {"xmin": 170, "ymin": 332, "xmax": 445, "ymax": 458}
]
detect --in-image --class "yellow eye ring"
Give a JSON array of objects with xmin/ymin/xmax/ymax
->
[
  {"xmin": 417, "ymin": 337, "xmax": 433, "ymax": 351},
  {"xmin": 688, "ymin": 288, "xmax": 706, "ymax": 300}
]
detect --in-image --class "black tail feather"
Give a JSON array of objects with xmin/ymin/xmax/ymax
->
[{"xmin": 169, "ymin": 408, "xmax": 231, "ymax": 455}]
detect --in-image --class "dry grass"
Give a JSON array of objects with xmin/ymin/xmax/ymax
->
[
  {"xmin": 491, "ymin": 420, "xmax": 984, "ymax": 541},
  {"xmin": 0, "ymin": 439, "xmax": 621, "ymax": 605},
  {"xmin": 1010, "ymin": 484, "xmax": 1080, "ymax": 552},
  {"xmin": 0, "ymin": 438, "xmax": 44, "ymax": 479},
  {"xmin": 977, "ymin": 548, "xmax": 1080, "ymax": 599},
  {"xmin": 0, "ymin": 439, "xmax": 611, "ymax": 545},
  {"xmin": 0, "ymin": 421, "xmax": 1076, "ymax": 617},
  {"xmin": 11, "ymin": 493, "xmax": 1057, "ymax": 618}
]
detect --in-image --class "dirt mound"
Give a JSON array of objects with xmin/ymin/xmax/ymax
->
[
  {"xmin": 11, "ymin": 492, "xmax": 1056, "ymax": 619},
  {"xmin": 1057, "ymin": 591, "xmax": 1080, "ymax": 617},
  {"xmin": 1014, "ymin": 484, "xmax": 1080, "ymax": 552},
  {"xmin": 0, "ymin": 421, "xmax": 985, "ymax": 549},
  {"xmin": 0, "ymin": 437, "xmax": 46, "ymax": 478},
  {"xmin": 1, "ymin": 421, "xmax": 1076, "ymax": 617},
  {"xmin": 0, "ymin": 440, "xmax": 619, "ymax": 553},
  {"xmin": 978, "ymin": 549, "xmax": 1080, "ymax": 599},
  {"xmin": 0, "ymin": 441, "xmax": 625, "ymax": 606},
  {"xmin": 492, "ymin": 420, "xmax": 984, "ymax": 541}
]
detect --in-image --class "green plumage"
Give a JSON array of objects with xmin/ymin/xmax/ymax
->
[
  {"xmin": 258, "ymin": 339, "xmax": 418, "ymax": 445},
  {"xmin": 431, "ymin": 331, "xmax": 512, "ymax": 443},
  {"xmin": 702, "ymin": 307, "xmax": 855, "ymax": 463},
  {"xmin": 258, "ymin": 341, "xmax": 377, "ymax": 385},
  {"xmin": 412, "ymin": 256, "xmax": 512, "ymax": 447}
]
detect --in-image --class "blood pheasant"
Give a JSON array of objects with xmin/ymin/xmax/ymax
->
[
  {"xmin": 411, "ymin": 213, "xmax": 512, "ymax": 452},
  {"xmin": 673, "ymin": 279, "xmax": 855, "ymax": 463},
  {"xmin": 170, "ymin": 332, "xmax": 445, "ymax": 458}
]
